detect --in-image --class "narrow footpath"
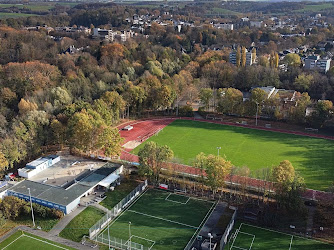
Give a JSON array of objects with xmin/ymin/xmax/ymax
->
[{"xmin": 49, "ymin": 205, "xmax": 86, "ymax": 236}]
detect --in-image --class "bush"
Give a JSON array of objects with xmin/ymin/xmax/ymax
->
[
  {"xmin": 0, "ymin": 196, "xmax": 63, "ymax": 220},
  {"xmin": 0, "ymin": 211, "xmax": 6, "ymax": 226},
  {"xmin": 49, "ymin": 208, "xmax": 64, "ymax": 219},
  {"xmin": 21, "ymin": 203, "xmax": 31, "ymax": 215},
  {"xmin": 0, "ymin": 196, "xmax": 24, "ymax": 219},
  {"xmin": 198, "ymin": 106, "xmax": 206, "ymax": 116},
  {"xmin": 179, "ymin": 105, "xmax": 193, "ymax": 116},
  {"xmin": 32, "ymin": 203, "xmax": 47, "ymax": 218}
]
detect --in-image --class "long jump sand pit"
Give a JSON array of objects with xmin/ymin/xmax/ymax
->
[{"xmin": 123, "ymin": 140, "xmax": 142, "ymax": 150}]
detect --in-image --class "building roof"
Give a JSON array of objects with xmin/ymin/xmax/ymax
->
[
  {"xmin": 98, "ymin": 173, "xmax": 119, "ymax": 188},
  {"xmin": 26, "ymin": 155, "xmax": 59, "ymax": 168},
  {"xmin": 26, "ymin": 157, "xmax": 49, "ymax": 168},
  {"xmin": 9, "ymin": 162, "xmax": 121, "ymax": 206}
]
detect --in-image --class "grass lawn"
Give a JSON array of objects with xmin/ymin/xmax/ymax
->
[
  {"xmin": 99, "ymin": 189, "xmax": 215, "ymax": 250},
  {"xmin": 0, "ymin": 215, "xmax": 59, "ymax": 236},
  {"xmin": 0, "ymin": 2, "xmax": 78, "ymax": 11},
  {"xmin": 210, "ymin": 7, "xmax": 241, "ymax": 15},
  {"xmin": 0, "ymin": 230, "xmax": 76, "ymax": 250},
  {"xmin": 59, "ymin": 206, "xmax": 105, "ymax": 242},
  {"xmin": 295, "ymin": 3, "xmax": 334, "ymax": 12},
  {"xmin": 227, "ymin": 223, "xmax": 333, "ymax": 250},
  {"xmin": 0, "ymin": 12, "xmax": 39, "ymax": 19},
  {"xmin": 132, "ymin": 119, "xmax": 334, "ymax": 190},
  {"xmin": 100, "ymin": 179, "xmax": 140, "ymax": 210}
]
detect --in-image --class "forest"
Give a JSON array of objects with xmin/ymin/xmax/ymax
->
[{"xmin": 0, "ymin": 2, "xmax": 333, "ymax": 177}]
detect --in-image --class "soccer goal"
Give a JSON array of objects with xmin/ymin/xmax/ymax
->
[{"xmin": 174, "ymin": 188, "xmax": 187, "ymax": 194}]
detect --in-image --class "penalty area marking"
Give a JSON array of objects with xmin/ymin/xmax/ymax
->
[
  {"xmin": 230, "ymin": 231, "xmax": 256, "ymax": 250},
  {"xmin": 126, "ymin": 235, "xmax": 155, "ymax": 250},
  {"xmin": 2, "ymin": 233, "xmax": 69, "ymax": 250},
  {"xmin": 1, "ymin": 234, "xmax": 24, "ymax": 250},
  {"xmin": 165, "ymin": 193, "xmax": 190, "ymax": 204}
]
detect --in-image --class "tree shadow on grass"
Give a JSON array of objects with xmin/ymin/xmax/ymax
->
[{"xmin": 164, "ymin": 120, "xmax": 334, "ymax": 190}]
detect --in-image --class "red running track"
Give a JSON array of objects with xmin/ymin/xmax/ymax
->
[{"xmin": 118, "ymin": 117, "xmax": 334, "ymax": 202}]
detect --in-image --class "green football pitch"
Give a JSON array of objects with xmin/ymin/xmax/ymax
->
[
  {"xmin": 227, "ymin": 223, "xmax": 333, "ymax": 250},
  {"xmin": 97, "ymin": 188, "xmax": 215, "ymax": 250},
  {"xmin": 0, "ymin": 230, "xmax": 74, "ymax": 250},
  {"xmin": 131, "ymin": 119, "xmax": 334, "ymax": 190}
]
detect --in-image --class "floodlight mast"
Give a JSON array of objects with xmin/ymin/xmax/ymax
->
[
  {"xmin": 27, "ymin": 188, "xmax": 35, "ymax": 227},
  {"xmin": 255, "ymin": 101, "xmax": 259, "ymax": 126},
  {"xmin": 216, "ymin": 147, "xmax": 221, "ymax": 157},
  {"xmin": 128, "ymin": 221, "xmax": 132, "ymax": 250},
  {"xmin": 208, "ymin": 232, "xmax": 213, "ymax": 250}
]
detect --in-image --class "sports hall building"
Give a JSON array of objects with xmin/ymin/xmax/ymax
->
[{"xmin": 7, "ymin": 162, "xmax": 123, "ymax": 214}]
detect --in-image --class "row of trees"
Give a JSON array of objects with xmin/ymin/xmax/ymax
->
[
  {"xmin": 0, "ymin": 196, "xmax": 63, "ymax": 222},
  {"xmin": 138, "ymin": 142, "xmax": 305, "ymax": 211},
  {"xmin": 198, "ymin": 87, "xmax": 333, "ymax": 127}
]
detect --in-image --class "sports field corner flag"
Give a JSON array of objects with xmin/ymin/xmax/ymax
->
[{"xmin": 159, "ymin": 184, "xmax": 168, "ymax": 190}]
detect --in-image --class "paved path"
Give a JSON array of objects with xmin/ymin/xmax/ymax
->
[
  {"xmin": 90, "ymin": 203, "xmax": 111, "ymax": 214},
  {"xmin": 194, "ymin": 111, "xmax": 204, "ymax": 120},
  {"xmin": 306, "ymin": 206, "xmax": 316, "ymax": 236},
  {"xmin": 49, "ymin": 206, "xmax": 86, "ymax": 236},
  {"xmin": 0, "ymin": 225, "xmax": 92, "ymax": 250}
]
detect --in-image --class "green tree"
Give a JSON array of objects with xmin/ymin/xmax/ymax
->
[
  {"xmin": 199, "ymin": 88, "xmax": 213, "ymax": 111},
  {"xmin": 0, "ymin": 150, "xmax": 8, "ymax": 175},
  {"xmin": 51, "ymin": 87, "xmax": 72, "ymax": 109},
  {"xmin": 272, "ymin": 160, "xmax": 305, "ymax": 211},
  {"xmin": 205, "ymin": 154, "xmax": 232, "ymax": 193},
  {"xmin": 0, "ymin": 196, "xmax": 24, "ymax": 219},
  {"xmin": 194, "ymin": 153, "xmax": 232, "ymax": 193},
  {"xmin": 50, "ymin": 119, "xmax": 66, "ymax": 147},
  {"xmin": 294, "ymin": 73, "xmax": 313, "ymax": 92},
  {"xmin": 259, "ymin": 56, "xmax": 269, "ymax": 67},
  {"xmin": 251, "ymin": 48, "xmax": 256, "ymax": 64},
  {"xmin": 68, "ymin": 110, "xmax": 94, "ymax": 152},
  {"xmin": 274, "ymin": 52, "xmax": 279, "ymax": 68},
  {"xmin": 247, "ymin": 88, "xmax": 267, "ymax": 116},
  {"xmin": 284, "ymin": 53, "xmax": 301, "ymax": 68},
  {"xmin": 101, "ymin": 91, "xmax": 125, "ymax": 123},
  {"xmin": 217, "ymin": 88, "xmax": 243, "ymax": 115},
  {"xmin": 241, "ymin": 47, "xmax": 246, "ymax": 67},
  {"xmin": 236, "ymin": 46, "xmax": 241, "ymax": 67},
  {"xmin": 310, "ymin": 100, "xmax": 333, "ymax": 128},
  {"xmin": 272, "ymin": 160, "xmax": 295, "ymax": 184},
  {"xmin": 288, "ymin": 92, "xmax": 311, "ymax": 124},
  {"xmin": 194, "ymin": 152, "xmax": 207, "ymax": 191},
  {"xmin": 138, "ymin": 142, "xmax": 174, "ymax": 185},
  {"xmin": 96, "ymin": 126, "xmax": 123, "ymax": 158}
]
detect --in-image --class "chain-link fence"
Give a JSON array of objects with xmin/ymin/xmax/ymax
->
[
  {"xmin": 97, "ymin": 234, "xmax": 151, "ymax": 250},
  {"xmin": 89, "ymin": 180, "xmax": 148, "ymax": 239}
]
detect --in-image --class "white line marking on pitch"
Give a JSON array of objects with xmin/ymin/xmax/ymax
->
[
  {"xmin": 127, "ymin": 209, "xmax": 198, "ymax": 229},
  {"xmin": 23, "ymin": 234, "xmax": 69, "ymax": 249},
  {"xmin": 1, "ymin": 234, "xmax": 24, "ymax": 250},
  {"xmin": 165, "ymin": 193, "xmax": 190, "ymax": 204},
  {"xmin": 289, "ymin": 235, "xmax": 294, "ymax": 250}
]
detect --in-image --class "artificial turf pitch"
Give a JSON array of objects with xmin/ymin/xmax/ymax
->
[
  {"xmin": 0, "ymin": 230, "xmax": 74, "ymax": 250},
  {"xmin": 228, "ymin": 223, "xmax": 333, "ymax": 250},
  {"xmin": 131, "ymin": 119, "xmax": 334, "ymax": 191},
  {"xmin": 98, "ymin": 189, "xmax": 215, "ymax": 250}
]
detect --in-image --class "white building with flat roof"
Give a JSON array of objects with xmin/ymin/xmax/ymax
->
[
  {"xmin": 18, "ymin": 155, "xmax": 60, "ymax": 178},
  {"xmin": 92, "ymin": 28, "xmax": 114, "ymax": 41},
  {"xmin": 305, "ymin": 56, "xmax": 331, "ymax": 73}
]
